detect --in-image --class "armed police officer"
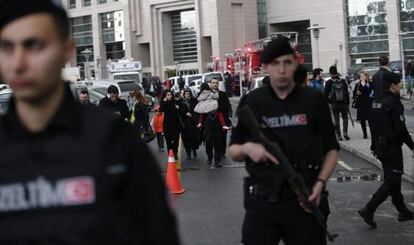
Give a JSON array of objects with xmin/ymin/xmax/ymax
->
[
  {"xmin": 0, "ymin": 1, "xmax": 180, "ymax": 244},
  {"xmin": 358, "ymin": 71, "xmax": 414, "ymax": 228},
  {"xmin": 229, "ymin": 37, "xmax": 339, "ymax": 245}
]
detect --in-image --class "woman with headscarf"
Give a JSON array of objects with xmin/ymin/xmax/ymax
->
[
  {"xmin": 160, "ymin": 89, "xmax": 183, "ymax": 159},
  {"xmin": 180, "ymin": 89, "xmax": 200, "ymax": 160}
]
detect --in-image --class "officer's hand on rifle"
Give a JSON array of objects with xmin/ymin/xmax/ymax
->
[
  {"xmin": 243, "ymin": 142, "xmax": 279, "ymax": 165},
  {"xmin": 299, "ymin": 180, "xmax": 324, "ymax": 213}
]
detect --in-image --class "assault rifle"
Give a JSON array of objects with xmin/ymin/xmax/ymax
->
[{"xmin": 237, "ymin": 105, "xmax": 339, "ymax": 242}]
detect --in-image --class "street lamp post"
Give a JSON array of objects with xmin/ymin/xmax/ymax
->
[
  {"xmin": 397, "ymin": 32, "xmax": 407, "ymax": 96},
  {"xmin": 339, "ymin": 43, "xmax": 343, "ymax": 74},
  {"xmin": 173, "ymin": 61, "xmax": 180, "ymax": 76},
  {"xmin": 81, "ymin": 48, "xmax": 93, "ymax": 80},
  {"xmin": 307, "ymin": 24, "xmax": 325, "ymax": 68}
]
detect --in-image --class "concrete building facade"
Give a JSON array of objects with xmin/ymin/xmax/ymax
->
[
  {"xmin": 266, "ymin": 0, "xmax": 412, "ymax": 74},
  {"xmin": 62, "ymin": 0, "xmax": 258, "ymax": 79}
]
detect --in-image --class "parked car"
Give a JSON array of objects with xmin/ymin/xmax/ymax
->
[
  {"xmin": 245, "ymin": 75, "xmax": 266, "ymax": 95},
  {"xmin": 188, "ymin": 79, "xmax": 202, "ymax": 97},
  {"xmin": 201, "ymin": 72, "xmax": 226, "ymax": 92},
  {"xmin": 389, "ymin": 60, "xmax": 403, "ymax": 76},
  {"xmin": 169, "ymin": 74, "xmax": 203, "ymax": 94}
]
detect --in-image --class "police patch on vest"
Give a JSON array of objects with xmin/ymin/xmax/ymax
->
[
  {"xmin": 261, "ymin": 114, "xmax": 308, "ymax": 128},
  {"xmin": 0, "ymin": 176, "xmax": 95, "ymax": 212}
]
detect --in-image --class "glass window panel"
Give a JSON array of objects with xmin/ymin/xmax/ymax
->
[{"xmin": 83, "ymin": 0, "xmax": 91, "ymax": 7}]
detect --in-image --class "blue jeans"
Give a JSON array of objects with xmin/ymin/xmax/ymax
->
[{"xmin": 407, "ymin": 75, "xmax": 413, "ymax": 94}]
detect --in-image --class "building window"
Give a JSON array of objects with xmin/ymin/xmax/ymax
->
[
  {"xmin": 171, "ymin": 10, "xmax": 198, "ymax": 63},
  {"xmin": 83, "ymin": 0, "xmax": 91, "ymax": 7},
  {"xmin": 101, "ymin": 11, "xmax": 125, "ymax": 61},
  {"xmin": 257, "ymin": 0, "xmax": 267, "ymax": 38},
  {"xmin": 98, "ymin": 0, "xmax": 107, "ymax": 4},
  {"xmin": 346, "ymin": 0, "xmax": 388, "ymax": 65},
  {"xmin": 400, "ymin": 0, "xmax": 414, "ymax": 57},
  {"xmin": 68, "ymin": 0, "xmax": 76, "ymax": 9},
  {"xmin": 71, "ymin": 15, "xmax": 94, "ymax": 79}
]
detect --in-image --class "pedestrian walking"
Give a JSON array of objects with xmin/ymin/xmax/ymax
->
[
  {"xmin": 405, "ymin": 57, "xmax": 413, "ymax": 98},
  {"xmin": 308, "ymin": 68, "xmax": 324, "ymax": 93},
  {"xmin": 99, "ymin": 85, "xmax": 130, "ymax": 120},
  {"xmin": 129, "ymin": 89, "xmax": 149, "ymax": 139},
  {"xmin": 210, "ymin": 78, "xmax": 232, "ymax": 159},
  {"xmin": 352, "ymin": 71, "xmax": 374, "ymax": 139},
  {"xmin": 195, "ymin": 83, "xmax": 225, "ymax": 169},
  {"xmin": 160, "ymin": 89, "xmax": 183, "ymax": 159},
  {"xmin": 229, "ymin": 37, "xmax": 339, "ymax": 245},
  {"xmin": 372, "ymin": 56, "xmax": 390, "ymax": 103},
  {"xmin": 79, "ymin": 90, "xmax": 96, "ymax": 109},
  {"xmin": 0, "ymin": 1, "xmax": 180, "ymax": 244},
  {"xmin": 152, "ymin": 105, "xmax": 165, "ymax": 152},
  {"xmin": 358, "ymin": 71, "xmax": 414, "ymax": 228},
  {"xmin": 180, "ymin": 89, "xmax": 199, "ymax": 160},
  {"xmin": 324, "ymin": 65, "xmax": 351, "ymax": 140}
]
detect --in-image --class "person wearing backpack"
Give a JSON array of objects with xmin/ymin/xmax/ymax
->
[
  {"xmin": 308, "ymin": 68, "xmax": 324, "ymax": 92},
  {"xmin": 324, "ymin": 65, "xmax": 350, "ymax": 140}
]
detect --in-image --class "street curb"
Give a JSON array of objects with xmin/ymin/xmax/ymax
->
[{"xmin": 339, "ymin": 142, "xmax": 414, "ymax": 184}]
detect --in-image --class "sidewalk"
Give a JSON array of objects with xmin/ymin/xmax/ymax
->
[
  {"xmin": 229, "ymin": 96, "xmax": 414, "ymax": 184},
  {"xmin": 339, "ymin": 120, "xmax": 414, "ymax": 184}
]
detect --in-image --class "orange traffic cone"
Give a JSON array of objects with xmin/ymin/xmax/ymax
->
[{"xmin": 166, "ymin": 150, "xmax": 185, "ymax": 194}]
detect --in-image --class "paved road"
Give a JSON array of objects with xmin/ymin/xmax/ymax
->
[{"xmin": 147, "ymin": 138, "xmax": 414, "ymax": 245}]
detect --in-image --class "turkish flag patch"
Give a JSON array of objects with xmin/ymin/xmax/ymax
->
[{"xmin": 63, "ymin": 177, "xmax": 95, "ymax": 205}]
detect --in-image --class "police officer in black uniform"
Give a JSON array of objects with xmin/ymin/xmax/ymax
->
[
  {"xmin": 0, "ymin": 1, "xmax": 180, "ymax": 244},
  {"xmin": 358, "ymin": 71, "xmax": 414, "ymax": 228},
  {"xmin": 229, "ymin": 37, "xmax": 339, "ymax": 245}
]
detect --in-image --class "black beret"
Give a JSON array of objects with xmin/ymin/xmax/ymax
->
[
  {"xmin": 108, "ymin": 85, "xmax": 119, "ymax": 94},
  {"xmin": 0, "ymin": 0, "xmax": 67, "ymax": 31},
  {"xmin": 260, "ymin": 36, "xmax": 295, "ymax": 64},
  {"xmin": 383, "ymin": 71, "xmax": 401, "ymax": 85}
]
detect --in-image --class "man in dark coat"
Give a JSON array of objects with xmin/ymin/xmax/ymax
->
[
  {"xmin": 210, "ymin": 78, "xmax": 232, "ymax": 159},
  {"xmin": 99, "ymin": 85, "xmax": 129, "ymax": 120},
  {"xmin": 0, "ymin": 1, "xmax": 180, "ymax": 244},
  {"xmin": 372, "ymin": 55, "xmax": 390, "ymax": 103}
]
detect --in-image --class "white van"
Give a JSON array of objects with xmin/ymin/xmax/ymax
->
[
  {"xmin": 169, "ymin": 74, "xmax": 202, "ymax": 93},
  {"xmin": 201, "ymin": 72, "xmax": 226, "ymax": 92}
]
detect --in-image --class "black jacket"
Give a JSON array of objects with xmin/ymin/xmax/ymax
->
[
  {"xmin": 0, "ymin": 85, "xmax": 180, "ymax": 245},
  {"xmin": 99, "ymin": 96, "xmax": 130, "ymax": 120},
  {"xmin": 216, "ymin": 90, "xmax": 232, "ymax": 125},
  {"xmin": 371, "ymin": 91, "xmax": 414, "ymax": 149},
  {"xmin": 324, "ymin": 76, "xmax": 350, "ymax": 109},
  {"xmin": 159, "ymin": 99, "xmax": 182, "ymax": 138},
  {"xmin": 372, "ymin": 67, "xmax": 388, "ymax": 102},
  {"xmin": 352, "ymin": 80, "xmax": 373, "ymax": 121}
]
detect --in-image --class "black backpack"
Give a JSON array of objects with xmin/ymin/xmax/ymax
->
[{"xmin": 330, "ymin": 78, "xmax": 346, "ymax": 103}]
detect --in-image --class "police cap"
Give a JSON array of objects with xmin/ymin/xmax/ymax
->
[
  {"xmin": 0, "ymin": 0, "xmax": 68, "ymax": 32},
  {"xmin": 383, "ymin": 71, "xmax": 401, "ymax": 88},
  {"xmin": 260, "ymin": 36, "xmax": 295, "ymax": 64}
]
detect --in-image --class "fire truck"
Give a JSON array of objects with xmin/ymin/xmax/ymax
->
[{"xmin": 212, "ymin": 32, "xmax": 305, "ymax": 82}]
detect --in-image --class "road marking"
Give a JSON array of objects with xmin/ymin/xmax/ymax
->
[{"xmin": 337, "ymin": 160, "xmax": 353, "ymax": 171}]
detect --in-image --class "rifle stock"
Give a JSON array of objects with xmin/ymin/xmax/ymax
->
[{"xmin": 237, "ymin": 105, "xmax": 339, "ymax": 242}]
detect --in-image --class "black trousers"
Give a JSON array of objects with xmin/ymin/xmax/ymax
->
[
  {"xmin": 366, "ymin": 146, "xmax": 407, "ymax": 213},
  {"xmin": 156, "ymin": 132, "xmax": 165, "ymax": 149},
  {"xmin": 204, "ymin": 115, "xmax": 222, "ymax": 163},
  {"xmin": 164, "ymin": 131, "xmax": 180, "ymax": 158},
  {"xmin": 242, "ymin": 199, "xmax": 327, "ymax": 245},
  {"xmin": 332, "ymin": 108, "xmax": 348, "ymax": 136}
]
